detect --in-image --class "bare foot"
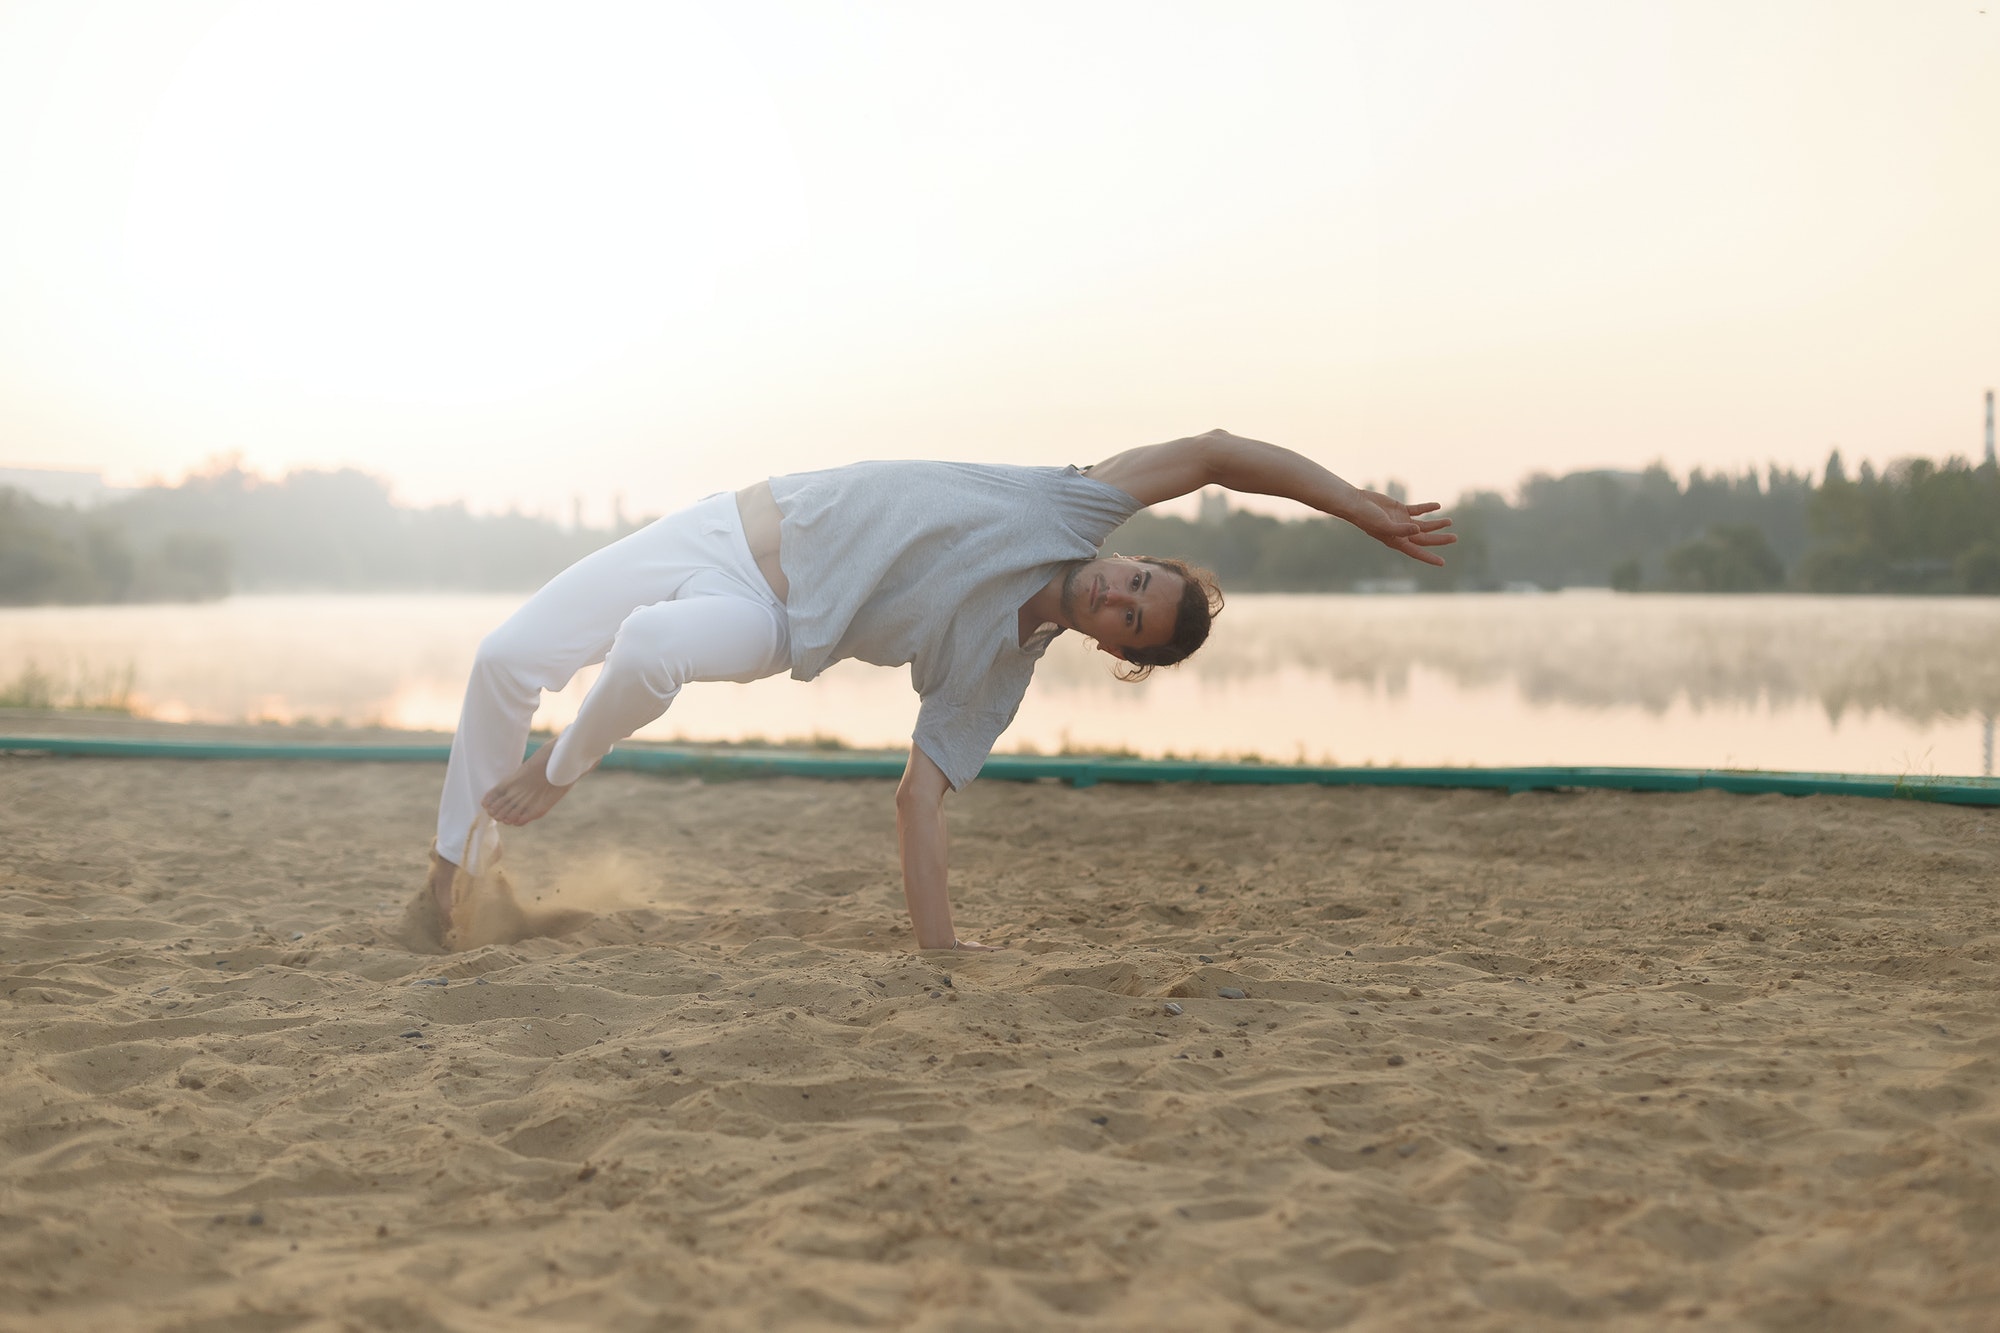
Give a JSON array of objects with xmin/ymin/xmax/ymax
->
[{"xmin": 482, "ymin": 740, "xmax": 580, "ymax": 827}]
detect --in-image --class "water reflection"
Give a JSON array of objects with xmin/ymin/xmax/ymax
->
[
  {"xmin": 1031, "ymin": 594, "xmax": 2000, "ymax": 723},
  {"xmin": 2, "ymin": 593, "xmax": 1996, "ymax": 775}
]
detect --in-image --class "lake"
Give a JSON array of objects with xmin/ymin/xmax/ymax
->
[{"xmin": 3, "ymin": 592, "xmax": 1997, "ymax": 777}]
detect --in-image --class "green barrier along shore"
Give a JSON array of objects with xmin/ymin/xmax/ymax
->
[{"xmin": 4, "ymin": 735, "xmax": 1998, "ymax": 807}]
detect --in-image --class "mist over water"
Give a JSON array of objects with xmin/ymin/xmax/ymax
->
[
  {"xmin": 1085, "ymin": 594, "xmax": 2000, "ymax": 724},
  {"xmin": 2, "ymin": 592, "xmax": 1995, "ymax": 776}
]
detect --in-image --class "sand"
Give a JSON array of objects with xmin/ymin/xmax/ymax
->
[{"xmin": 3, "ymin": 726, "xmax": 1998, "ymax": 1331}]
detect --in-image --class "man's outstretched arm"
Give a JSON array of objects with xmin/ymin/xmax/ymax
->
[
  {"xmin": 895, "ymin": 744, "xmax": 998, "ymax": 952},
  {"xmin": 1087, "ymin": 428, "xmax": 1457, "ymax": 567}
]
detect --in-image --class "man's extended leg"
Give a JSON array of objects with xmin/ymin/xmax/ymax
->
[{"xmin": 435, "ymin": 577, "xmax": 626, "ymax": 880}]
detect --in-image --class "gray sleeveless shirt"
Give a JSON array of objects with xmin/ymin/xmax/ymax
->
[{"xmin": 769, "ymin": 460, "xmax": 1142, "ymax": 789}]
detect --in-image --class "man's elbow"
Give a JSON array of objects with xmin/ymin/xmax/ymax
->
[{"xmin": 1190, "ymin": 430, "xmax": 1236, "ymax": 486}]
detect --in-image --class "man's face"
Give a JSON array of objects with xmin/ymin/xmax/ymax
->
[{"xmin": 1059, "ymin": 557, "xmax": 1183, "ymax": 659}]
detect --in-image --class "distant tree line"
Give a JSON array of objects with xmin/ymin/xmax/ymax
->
[
  {"xmin": 0, "ymin": 488, "xmax": 232, "ymax": 604},
  {"xmin": 0, "ymin": 462, "xmax": 643, "ymax": 606},
  {"xmin": 1109, "ymin": 451, "xmax": 2000, "ymax": 595},
  {"xmin": 4, "ymin": 451, "xmax": 1996, "ymax": 606}
]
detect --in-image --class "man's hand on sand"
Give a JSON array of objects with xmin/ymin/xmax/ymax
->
[
  {"xmin": 1342, "ymin": 489, "xmax": 1457, "ymax": 567},
  {"xmin": 482, "ymin": 741, "xmax": 577, "ymax": 826}
]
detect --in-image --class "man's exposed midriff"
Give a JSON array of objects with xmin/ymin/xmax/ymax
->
[{"xmin": 735, "ymin": 481, "xmax": 788, "ymax": 603}]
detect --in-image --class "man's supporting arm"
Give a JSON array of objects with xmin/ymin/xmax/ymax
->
[
  {"xmin": 1087, "ymin": 428, "xmax": 1456, "ymax": 566},
  {"xmin": 896, "ymin": 744, "xmax": 987, "ymax": 951}
]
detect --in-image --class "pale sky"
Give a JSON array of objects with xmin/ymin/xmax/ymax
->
[{"xmin": 1, "ymin": 0, "xmax": 1994, "ymax": 522}]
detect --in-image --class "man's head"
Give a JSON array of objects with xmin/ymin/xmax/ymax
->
[{"xmin": 1057, "ymin": 555, "xmax": 1224, "ymax": 680}]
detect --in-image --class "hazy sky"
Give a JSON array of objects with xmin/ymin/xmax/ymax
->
[{"xmin": 1, "ymin": 0, "xmax": 1995, "ymax": 522}]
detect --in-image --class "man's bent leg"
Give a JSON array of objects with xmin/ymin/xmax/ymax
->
[
  {"xmin": 438, "ymin": 493, "xmax": 784, "ymax": 881},
  {"xmin": 435, "ymin": 517, "xmax": 709, "ymax": 873},
  {"xmin": 484, "ymin": 591, "xmax": 789, "ymax": 822}
]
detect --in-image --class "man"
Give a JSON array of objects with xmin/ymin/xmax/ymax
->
[{"xmin": 426, "ymin": 428, "xmax": 1454, "ymax": 950}]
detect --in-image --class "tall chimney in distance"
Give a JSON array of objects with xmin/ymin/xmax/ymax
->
[{"xmin": 1987, "ymin": 389, "xmax": 1996, "ymax": 467}]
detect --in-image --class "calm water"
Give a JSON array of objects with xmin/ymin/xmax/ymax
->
[{"xmin": 3, "ymin": 592, "xmax": 1997, "ymax": 776}]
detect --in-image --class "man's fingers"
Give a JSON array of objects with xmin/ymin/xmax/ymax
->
[
  {"xmin": 1379, "ymin": 527, "xmax": 1455, "ymax": 546},
  {"xmin": 1406, "ymin": 501, "xmax": 1442, "ymax": 516},
  {"xmin": 1394, "ymin": 534, "xmax": 1450, "ymax": 565},
  {"xmin": 1377, "ymin": 515, "xmax": 1451, "ymax": 538}
]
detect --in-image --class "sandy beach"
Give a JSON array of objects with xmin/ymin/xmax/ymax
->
[{"xmin": 3, "ymin": 723, "xmax": 1997, "ymax": 1331}]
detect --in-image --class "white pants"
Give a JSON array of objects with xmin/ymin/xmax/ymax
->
[{"xmin": 436, "ymin": 492, "xmax": 790, "ymax": 871}]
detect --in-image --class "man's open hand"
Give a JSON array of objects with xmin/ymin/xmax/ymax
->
[{"xmin": 1344, "ymin": 490, "xmax": 1457, "ymax": 567}]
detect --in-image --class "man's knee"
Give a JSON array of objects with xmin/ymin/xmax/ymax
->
[
  {"xmin": 605, "ymin": 604, "xmax": 693, "ymax": 696},
  {"xmin": 471, "ymin": 625, "xmax": 551, "ymax": 695}
]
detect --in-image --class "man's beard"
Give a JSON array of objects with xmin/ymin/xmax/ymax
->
[{"xmin": 1057, "ymin": 559, "xmax": 1090, "ymax": 624}]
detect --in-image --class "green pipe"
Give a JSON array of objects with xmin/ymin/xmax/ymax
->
[{"xmin": 4, "ymin": 735, "xmax": 1997, "ymax": 806}]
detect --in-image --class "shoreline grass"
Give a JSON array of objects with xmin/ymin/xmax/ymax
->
[{"xmin": 0, "ymin": 659, "xmax": 136, "ymax": 713}]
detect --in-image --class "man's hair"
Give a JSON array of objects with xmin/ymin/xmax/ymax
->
[{"xmin": 1115, "ymin": 556, "xmax": 1224, "ymax": 682}]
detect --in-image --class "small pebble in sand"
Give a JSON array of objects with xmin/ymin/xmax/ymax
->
[
  {"xmin": 1386, "ymin": 1054, "xmax": 1406, "ymax": 1067},
  {"xmin": 247, "ymin": 1212, "xmax": 264, "ymax": 1226},
  {"xmin": 1397, "ymin": 1142, "xmax": 1419, "ymax": 1157},
  {"xmin": 1198, "ymin": 955, "xmax": 1214, "ymax": 963},
  {"xmin": 399, "ymin": 1030, "xmax": 422, "ymax": 1039},
  {"xmin": 290, "ymin": 932, "xmax": 303, "ymax": 941},
  {"xmin": 1163, "ymin": 1002, "xmax": 1183, "ymax": 1016},
  {"xmin": 1091, "ymin": 1115, "xmax": 1109, "ymax": 1126},
  {"xmin": 1217, "ymin": 987, "xmax": 1247, "ymax": 1000},
  {"xmin": 928, "ymin": 990, "xmax": 943, "ymax": 999}
]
